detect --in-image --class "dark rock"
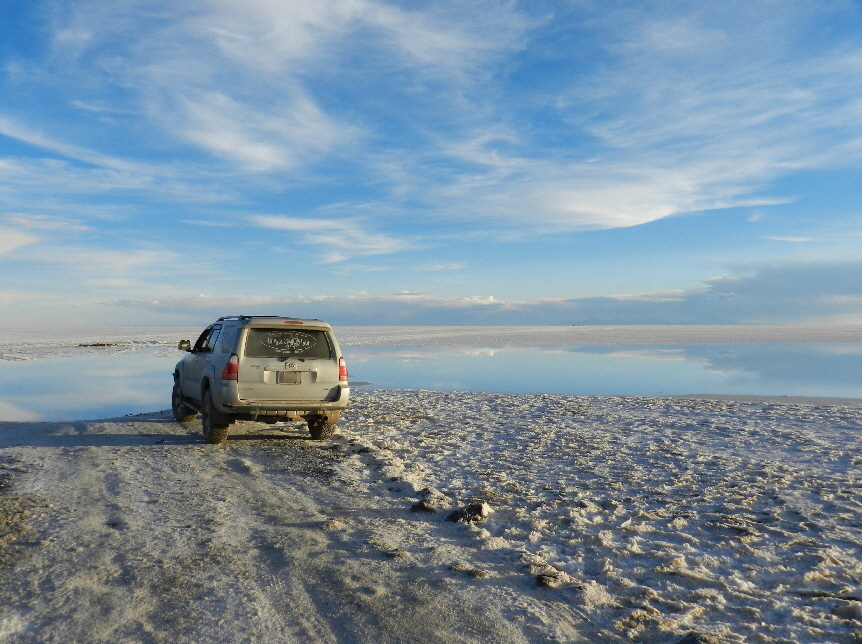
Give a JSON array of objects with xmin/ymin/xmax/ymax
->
[
  {"xmin": 446, "ymin": 501, "xmax": 492, "ymax": 523},
  {"xmin": 536, "ymin": 574, "xmax": 560, "ymax": 587},
  {"xmin": 676, "ymin": 633, "xmax": 722, "ymax": 644},
  {"xmin": 410, "ymin": 501, "xmax": 436, "ymax": 514}
]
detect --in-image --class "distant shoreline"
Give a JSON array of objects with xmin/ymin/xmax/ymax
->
[
  {"xmin": 6, "ymin": 324, "xmax": 861, "ymax": 347},
  {"xmin": 672, "ymin": 393, "xmax": 862, "ymax": 406}
]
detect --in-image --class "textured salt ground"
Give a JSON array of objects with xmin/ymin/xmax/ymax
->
[
  {"xmin": 332, "ymin": 391, "xmax": 862, "ymax": 643},
  {"xmin": 2, "ymin": 391, "xmax": 862, "ymax": 643}
]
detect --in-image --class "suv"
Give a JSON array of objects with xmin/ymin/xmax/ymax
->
[{"xmin": 172, "ymin": 316, "xmax": 349, "ymax": 444}]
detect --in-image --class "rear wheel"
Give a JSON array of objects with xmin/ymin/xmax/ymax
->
[
  {"xmin": 172, "ymin": 381, "xmax": 197, "ymax": 423},
  {"xmin": 307, "ymin": 419, "xmax": 336, "ymax": 440},
  {"xmin": 202, "ymin": 390, "xmax": 230, "ymax": 444}
]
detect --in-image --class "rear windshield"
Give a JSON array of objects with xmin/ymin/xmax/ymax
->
[{"xmin": 243, "ymin": 328, "xmax": 332, "ymax": 359}]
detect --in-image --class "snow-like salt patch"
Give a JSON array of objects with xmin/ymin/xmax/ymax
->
[{"xmin": 332, "ymin": 389, "xmax": 862, "ymax": 643}]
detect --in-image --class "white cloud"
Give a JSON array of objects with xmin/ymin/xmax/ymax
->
[
  {"xmin": 172, "ymin": 89, "xmax": 354, "ymax": 171},
  {"xmin": 34, "ymin": 247, "xmax": 172, "ymax": 271},
  {"xmin": 9, "ymin": 0, "xmax": 862, "ymax": 239},
  {"xmin": 17, "ymin": 245, "xmax": 207, "ymax": 290},
  {"xmin": 113, "ymin": 259, "xmax": 862, "ymax": 326},
  {"xmin": 765, "ymin": 236, "xmax": 815, "ymax": 243},
  {"xmin": 251, "ymin": 215, "xmax": 412, "ymax": 262},
  {"xmin": 0, "ymin": 291, "xmax": 41, "ymax": 306},
  {"xmin": 0, "ymin": 401, "xmax": 40, "ymax": 422},
  {"xmin": 416, "ymin": 263, "xmax": 465, "ymax": 272},
  {"xmin": 41, "ymin": 0, "xmax": 526, "ymax": 176},
  {"xmin": 0, "ymin": 114, "xmax": 138, "ymax": 171},
  {"xmin": 375, "ymin": 2, "xmax": 862, "ymax": 231},
  {"xmin": 0, "ymin": 227, "xmax": 39, "ymax": 255},
  {"xmin": 5, "ymin": 214, "xmax": 90, "ymax": 231},
  {"xmin": 182, "ymin": 219, "xmax": 232, "ymax": 227}
]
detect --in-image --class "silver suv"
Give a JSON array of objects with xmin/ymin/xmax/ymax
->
[{"xmin": 172, "ymin": 316, "xmax": 349, "ymax": 444}]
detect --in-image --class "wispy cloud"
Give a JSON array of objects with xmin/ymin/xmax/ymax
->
[
  {"xmin": 173, "ymin": 89, "xmax": 352, "ymax": 171},
  {"xmin": 5, "ymin": 214, "xmax": 90, "ymax": 231},
  {"xmin": 41, "ymin": 0, "xmax": 526, "ymax": 176},
  {"xmin": 251, "ymin": 215, "xmax": 412, "ymax": 262},
  {"xmin": 765, "ymin": 236, "xmax": 815, "ymax": 243},
  {"xmin": 4, "ymin": 1, "xmax": 862, "ymax": 327},
  {"xmin": 0, "ymin": 227, "xmax": 39, "ymax": 255},
  {"xmin": 17, "ymin": 1, "xmax": 861, "ymax": 235},
  {"xmin": 378, "ymin": 2, "xmax": 862, "ymax": 231}
]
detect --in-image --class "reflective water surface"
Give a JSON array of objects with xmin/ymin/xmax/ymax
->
[{"xmin": 0, "ymin": 342, "xmax": 860, "ymax": 421}]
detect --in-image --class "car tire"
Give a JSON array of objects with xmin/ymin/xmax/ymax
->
[
  {"xmin": 202, "ymin": 390, "xmax": 230, "ymax": 444},
  {"xmin": 307, "ymin": 419, "xmax": 336, "ymax": 440},
  {"xmin": 172, "ymin": 380, "xmax": 197, "ymax": 423}
]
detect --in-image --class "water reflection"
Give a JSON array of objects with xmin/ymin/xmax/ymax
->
[
  {"xmin": 0, "ymin": 342, "xmax": 859, "ymax": 421},
  {"xmin": 0, "ymin": 347, "xmax": 178, "ymax": 422},
  {"xmin": 345, "ymin": 343, "xmax": 862, "ymax": 399}
]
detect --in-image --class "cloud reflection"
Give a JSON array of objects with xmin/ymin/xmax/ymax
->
[{"xmin": 0, "ymin": 341, "xmax": 859, "ymax": 422}]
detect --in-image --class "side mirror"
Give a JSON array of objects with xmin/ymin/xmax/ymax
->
[{"xmin": 178, "ymin": 340, "xmax": 192, "ymax": 352}]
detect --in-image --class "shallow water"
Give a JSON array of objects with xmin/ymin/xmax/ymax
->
[{"xmin": 0, "ymin": 342, "xmax": 860, "ymax": 421}]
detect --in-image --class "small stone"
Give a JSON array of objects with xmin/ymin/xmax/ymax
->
[
  {"xmin": 675, "ymin": 633, "xmax": 722, "ymax": 644},
  {"xmin": 447, "ymin": 501, "xmax": 493, "ymax": 523},
  {"xmin": 536, "ymin": 573, "xmax": 561, "ymax": 588},
  {"xmin": 410, "ymin": 501, "xmax": 436, "ymax": 514},
  {"xmin": 417, "ymin": 487, "xmax": 451, "ymax": 510},
  {"xmin": 384, "ymin": 548, "xmax": 410, "ymax": 560},
  {"xmin": 320, "ymin": 519, "xmax": 346, "ymax": 531}
]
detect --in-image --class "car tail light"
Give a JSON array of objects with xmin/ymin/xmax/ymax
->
[
  {"xmin": 338, "ymin": 357, "xmax": 348, "ymax": 383},
  {"xmin": 221, "ymin": 354, "xmax": 239, "ymax": 380}
]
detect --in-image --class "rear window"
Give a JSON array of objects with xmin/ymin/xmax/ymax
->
[{"xmin": 243, "ymin": 328, "xmax": 332, "ymax": 359}]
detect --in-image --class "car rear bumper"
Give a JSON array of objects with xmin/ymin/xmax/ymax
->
[{"xmin": 218, "ymin": 385, "xmax": 350, "ymax": 416}]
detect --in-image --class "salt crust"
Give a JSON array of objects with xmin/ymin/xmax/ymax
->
[
  {"xmin": 335, "ymin": 389, "xmax": 862, "ymax": 643},
  {"xmin": 1, "ymin": 391, "xmax": 861, "ymax": 642}
]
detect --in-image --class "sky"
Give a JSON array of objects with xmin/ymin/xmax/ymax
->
[{"xmin": 2, "ymin": 0, "xmax": 862, "ymax": 327}]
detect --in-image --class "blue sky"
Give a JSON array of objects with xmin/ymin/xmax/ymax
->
[{"xmin": 2, "ymin": 0, "xmax": 862, "ymax": 326}]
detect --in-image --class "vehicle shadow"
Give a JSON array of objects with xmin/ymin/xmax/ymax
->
[
  {"xmin": 0, "ymin": 424, "xmax": 203, "ymax": 448},
  {"xmin": 227, "ymin": 432, "xmax": 311, "ymax": 441},
  {"xmin": 0, "ymin": 414, "xmax": 316, "ymax": 448}
]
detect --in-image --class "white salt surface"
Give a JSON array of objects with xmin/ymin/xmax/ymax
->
[
  {"xmin": 2, "ymin": 324, "xmax": 862, "ymax": 361},
  {"xmin": 338, "ymin": 391, "xmax": 862, "ymax": 643},
  {"xmin": 1, "ymin": 327, "xmax": 862, "ymax": 642},
  {"xmin": 2, "ymin": 392, "xmax": 862, "ymax": 642}
]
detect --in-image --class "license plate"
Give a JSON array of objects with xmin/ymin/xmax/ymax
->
[{"xmin": 277, "ymin": 371, "xmax": 301, "ymax": 384}]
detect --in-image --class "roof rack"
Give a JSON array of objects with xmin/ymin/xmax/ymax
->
[
  {"xmin": 216, "ymin": 315, "xmax": 321, "ymax": 322},
  {"xmin": 217, "ymin": 315, "xmax": 283, "ymax": 321}
]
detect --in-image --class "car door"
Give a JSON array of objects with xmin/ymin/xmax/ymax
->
[{"xmin": 182, "ymin": 325, "xmax": 221, "ymax": 403}]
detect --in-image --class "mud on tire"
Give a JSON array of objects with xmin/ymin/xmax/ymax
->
[
  {"xmin": 202, "ymin": 390, "xmax": 230, "ymax": 444},
  {"xmin": 307, "ymin": 419, "xmax": 336, "ymax": 440},
  {"xmin": 172, "ymin": 380, "xmax": 197, "ymax": 423}
]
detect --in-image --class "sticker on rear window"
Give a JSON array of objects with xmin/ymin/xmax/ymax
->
[{"xmin": 244, "ymin": 329, "xmax": 332, "ymax": 359}]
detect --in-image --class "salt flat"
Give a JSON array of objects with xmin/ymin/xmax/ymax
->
[
  {"xmin": 1, "ymin": 327, "xmax": 862, "ymax": 642},
  {"xmin": 2, "ymin": 325, "xmax": 862, "ymax": 360},
  {"xmin": 2, "ymin": 391, "xmax": 862, "ymax": 642}
]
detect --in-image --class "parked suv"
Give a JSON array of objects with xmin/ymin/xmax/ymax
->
[{"xmin": 172, "ymin": 316, "xmax": 349, "ymax": 444}]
